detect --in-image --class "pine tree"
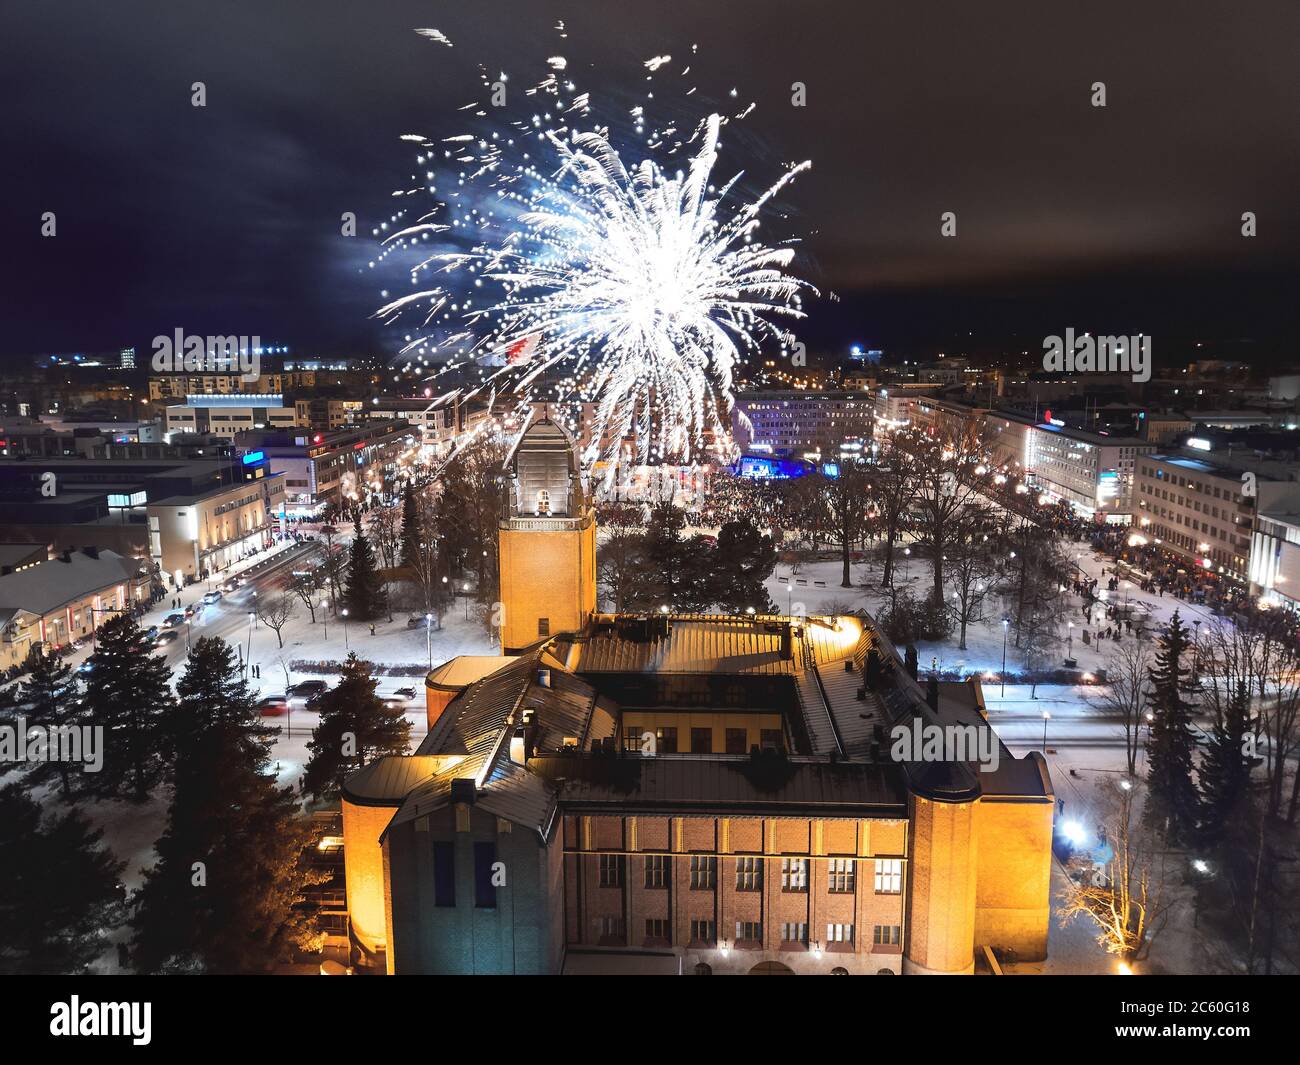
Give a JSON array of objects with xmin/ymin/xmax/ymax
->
[
  {"xmin": 707, "ymin": 518, "xmax": 777, "ymax": 614},
  {"xmin": 131, "ymin": 641, "xmax": 326, "ymax": 973},
  {"xmin": 302, "ymin": 653, "xmax": 411, "ymax": 802},
  {"xmin": 0, "ymin": 679, "xmax": 19, "ymax": 781},
  {"xmin": 170, "ymin": 637, "xmax": 275, "ymax": 763},
  {"xmin": 1144, "ymin": 610, "xmax": 1202, "ymax": 845},
  {"xmin": 0, "ymin": 784, "xmax": 125, "ymax": 973},
  {"xmin": 18, "ymin": 647, "xmax": 82, "ymax": 797},
  {"xmin": 1198, "ymin": 680, "xmax": 1252, "ymax": 844},
  {"xmin": 645, "ymin": 499, "xmax": 702, "ymax": 610},
  {"xmin": 80, "ymin": 612, "xmax": 174, "ymax": 801},
  {"xmin": 344, "ymin": 517, "xmax": 387, "ymax": 621},
  {"xmin": 399, "ymin": 482, "xmax": 426, "ymax": 570}
]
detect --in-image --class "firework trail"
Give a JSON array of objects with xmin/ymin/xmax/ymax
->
[{"xmin": 373, "ymin": 27, "xmax": 816, "ymax": 470}]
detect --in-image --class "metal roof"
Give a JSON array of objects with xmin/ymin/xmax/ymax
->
[
  {"xmin": 531, "ymin": 754, "xmax": 907, "ymax": 817},
  {"xmin": 0, "ymin": 549, "xmax": 147, "ymax": 617},
  {"xmin": 573, "ymin": 615, "xmax": 864, "ymax": 676}
]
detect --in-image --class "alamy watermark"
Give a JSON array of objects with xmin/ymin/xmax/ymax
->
[
  {"xmin": 0, "ymin": 718, "xmax": 104, "ymax": 773},
  {"xmin": 1042, "ymin": 328, "xmax": 1151, "ymax": 383},
  {"xmin": 889, "ymin": 716, "xmax": 1000, "ymax": 773},
  {"xmin": 151, "ymin": 329, "xmax": 261, "ymax": 381},
  {"xmin": 50, "ymin": 997, "xmax": 151, "ymax": 1045}
]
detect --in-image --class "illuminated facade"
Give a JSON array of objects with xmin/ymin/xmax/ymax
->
[
  {"xmin": 340, "ymin": 435, "xmax": 1055, "ymax": 974},
  {"xmin": 498, "ymin": 418, "xmax": 597, "ymax": 653},
  {"xmin": 0, "ymin": 547, "xmax": 151, "ymax": 669},
  {"xmin": 986, "ymin": 413, "xmax": 1151, "ymax": 521}
]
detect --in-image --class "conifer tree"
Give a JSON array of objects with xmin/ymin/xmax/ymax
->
[
  {"xmin": 17, "ymin": 647, "xmax": 82, "ymax": 797},
  {"xmin": 131, "ymin": 641, "xmax": 325, "ymax": 973},
  {"xmin": 344, "ymin": 517, "xmax": 387, "ymax": 621},
  {"xmin": 399, "ymin": 482, "xmax": 426, "ymax": 570},
  {"xmin": 706, "ymin": 518, "xmax": 778, "ymax": 614},
  {"xmin": 0, "ymin": 784, "xmax": 124, "ymax": 973},
  {"xmin": 169, "ymin": 637, "xmax": 274, "ymax": 763},
  {"xmin": 1144, "ymin": 610, "xmax": 1202, "ymax": 845},
  {"xmin": 80, "ymin": 612, "xmax": 174, "ymax": 801},
  {"xmin": 302, "ymin": 653, "xmax": 411, "ymax": 802},
  {"xmin": 1198, "ymin": 680, "xmax": 1252, "ymax": 844}
]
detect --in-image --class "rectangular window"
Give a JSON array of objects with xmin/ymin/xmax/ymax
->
[
  {"xmin": 873, "ymin": 924, "xmax": 901, "ymax": 946},
  {"xmin": 690, "ymin": 727, "xmax": 713, "ymax": 753},
  {"xmin": 725, "ymin": 728, "xmax": 747, "ymax": 754},
  {"xmin": 473, "ymin": 841, "xmax": 497, "ymax": 909},
  {"xmin": 689, "ymin": 855, "xmax": 716, "ymax": 890},
  {"xmin": 760, "ymin": 728, "xmax": 783, "ymax": 751},
  {"xmin": 644, "ymin": 854, "xmax": 670, "ymax": 889},
  {"xmin": 645, "ymin": 918, "xmax": 670, "ymax": 942},
  {"xmin": 689, "ymin": 918, "xmax": 716, "ymax": 945},
  {"xmin": 656, "ymin": 726, "xmax": 678, "ymax": 754},
  {"xmin": 735, "ymin": 920, "xmax": 762, "ymax": 944},
  {"xmin": 537, "ymin": 617, "xmax": 550, "ymax": 637},
  {"xmin": 781, "ymin": 857, "xmax": 807, "ymax": 891},
  {"xmin": 781, "ymin": 922, "xmax": 808, "ymax": 945},
  {"xmin": 599, "ymin": 853, "xmax": 624, "ymax": 888},
  {"xmin": 735, "ymin": 856, "xmax": 763, "ymax": 892},
  {"xmin": 826, "ymin": 923, "xmax": 854, "ymax": 944},
  {"xmin": 433, "ymin": 841, "xmax": 455, "ymax": 907},
  {"xmin": 596, "ymin": 916, "xmax": 625, "ymax": 943},
  {"xmin": 827, "ymin": 858, "xmax": 856, "ymax": 893},
  {"xmin": 874, "ymin": 858, "xmax": 902, "ymax": 895}
]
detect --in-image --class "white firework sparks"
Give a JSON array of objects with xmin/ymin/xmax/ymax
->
[{"xmin": 373, "ymin": 31, "xmax": 816, "ymax": 469}]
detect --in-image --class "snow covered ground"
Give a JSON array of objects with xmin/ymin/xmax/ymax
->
[
  {"xmin": 763, "ymin": 543, "xmax": 1234, "ymax": 975},
  {"xmin": 17, "ymin": 525, "xmax": 1242, "ymax": 974}
]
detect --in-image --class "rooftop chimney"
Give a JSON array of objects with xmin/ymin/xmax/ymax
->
[
  {"xmin": 509, "ymin": 727, "xmax": 529, "ymax": 766},
  {"xmin": 450, "ymin": 778, "xmax": 476, "ymax": 805}
]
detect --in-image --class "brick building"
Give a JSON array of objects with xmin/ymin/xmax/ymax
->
[{"xmin": 340, "ymin": 420, "xmax": 1055, "ymax": 975}]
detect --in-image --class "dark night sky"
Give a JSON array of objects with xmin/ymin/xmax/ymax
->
[{"xmin": 3, "ymin": 0, "xmax": 1299, "ymax": 364}]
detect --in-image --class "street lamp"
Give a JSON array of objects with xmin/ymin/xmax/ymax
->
[
  {"xmin": 320, "ymin": 601, "xmax": 328, "ymax": 640},
  {"xmin": 426, "ymin": 612, "xmax": 434, "ymax": 670},
  {"xmin": 1067, "ymin": 621, "xmax": 1074, "ymax": 659},
  {"xmin": 341, "ymin": 607, "xmax": 350, "ymax": 650},
  {"xmin": 1000, "ymin": 617, "xmax": 1010, "ymax": 697},
  {"xmin": 245, "ymin": 611, "xmax": 255, "ymax": 677},
  {"xmin": 1041, "ymin": 710, "xmax": 1050, "ymax": 751}
]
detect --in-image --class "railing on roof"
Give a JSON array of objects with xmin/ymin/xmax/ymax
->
[{"xmin": 799, "ymin": 630, "xmax": 845, "ymax": 758}]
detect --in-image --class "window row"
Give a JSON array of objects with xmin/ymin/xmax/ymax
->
[
  {"xmin": 621, "ymin": 726, "xmax": 785, "ymax": 754},
  {"xmin": 596, "ymin": 855, "xmax": 902, "ymax": 894}
]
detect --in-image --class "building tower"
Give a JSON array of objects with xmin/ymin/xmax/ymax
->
[{"xmin": 498, "ymin": 418, "xmax": 596, "ymax": 653}]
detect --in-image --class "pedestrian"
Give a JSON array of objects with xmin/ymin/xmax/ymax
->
[{"xmin": 369, "ymin": 623, "xmax": 376, "ymax": 637}]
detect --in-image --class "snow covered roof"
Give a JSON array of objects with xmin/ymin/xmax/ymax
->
[
  {"xmin": 426, "ymin": 654, "xmax": 519, "ymax": 691},
  {"xmin": 0, "ymin": 549, "xmax": 147, "ymax": 617}
]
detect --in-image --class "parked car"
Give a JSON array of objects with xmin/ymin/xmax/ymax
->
[
  {"xmin": 288, "ymin": 679, "xmax": 329, "ymax": 707},
  {"xmin": 407, "ymin": 613, "xmax": 439, "ymax": 629},
  {"xmin": 257, "ymin": 695, "xmax": 288, "ymax": 716},
  {"xmin": 183, "ymin": 603, "xmax": 197, "ymax": 618},
  {"xmin": 163, "ymin": 612, "xmax": 185, "ymax": 628},
  {"xmin": 154, "ymin": 629, "xmax": 180, "ymax": 646},
  {"xmin": 202, "ymin": 590, "xmax": 222, "ymax": 605}
]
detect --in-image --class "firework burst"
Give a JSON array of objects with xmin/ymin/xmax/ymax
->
[{"xmin": 374, "ymin": 28, "xmax": 816, "ymax": 469}]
